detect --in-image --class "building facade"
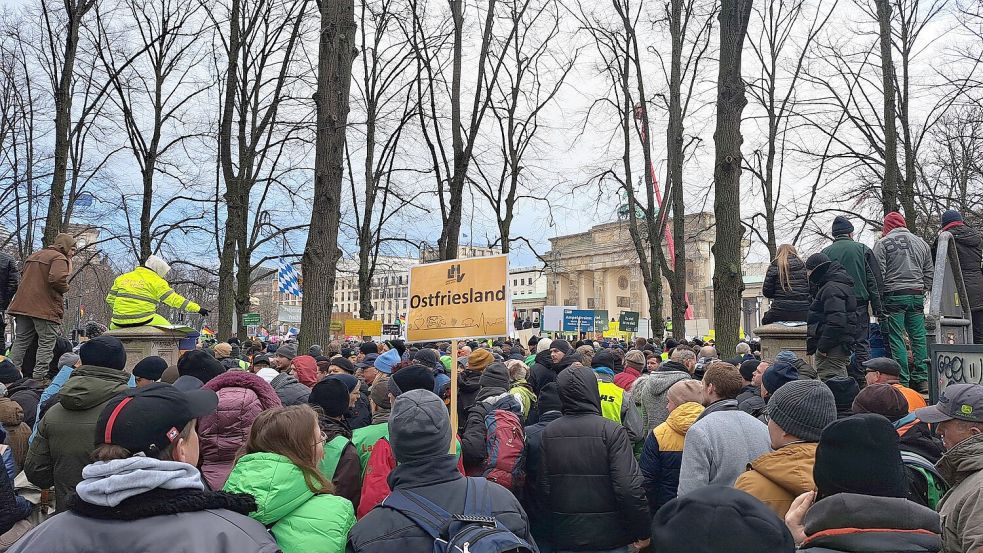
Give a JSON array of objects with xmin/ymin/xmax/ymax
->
[
  {"xmin": 544, "ymin": 213, "xmax": 716, "ymax": 324},
  {"xmin": 510, "ymin": 266, "xmax": 547, "ymax": 326}
]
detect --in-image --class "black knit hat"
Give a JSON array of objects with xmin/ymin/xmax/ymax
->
[
  {"xmin": 177, "ymin": 349, "xmax": 225, "ymax": 384},
  {"xmin": 308, "ymin": 377, "xmax": 351, "ymax": 418},
  {"xmin": 538, "ymin": 382, "xmax": 562, "ymax": 414},
  {"xmin": 79, "ymin": 336, "xmax": 127, "ymax": 371},
  {"xmin": 813, "ymin": 413, "xmax": 907, "ymax": 500},
  {"xmin": 652, "ymin": 486, "xmax": 795, "ymax": 553},
  {"xmin": 831, "ymin": 216, "xmax": 855, "ymax": 236},
  {"xmin": 806, "ymin": 252, "xmax": 831, "ymax": 271},
  {"xmin": 389, "ymin": 365, "xmax": 435, "ymax": 397},
  {"xmin": 941, "ymin": 209, "xmax": 962, "ymax": 227},
  {"xmin": 132, "ymin": 356, "xmax": 168, "ymax": 381},
  {"xmin": 739, "ymin": 359, "xmax": 760, "ymax": 382},
  {"xmin": 824, "ymin": 376, "xmax": 860, "ymax": 418},
  {"xmin": 590, "ymin": 349, "xmax": 621, "ymax": 370},
  {"xmin": 329, "ymin": 356, "xmax": 356, "ymax": 374},
  {"xmin": 0, "ymin": 358, "xmax": 21, "ymax": 385},
  {"xmin": 478, "ymin": 362, "xmax": 510, "ymax": 391}
]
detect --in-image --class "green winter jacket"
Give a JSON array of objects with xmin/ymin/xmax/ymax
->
[
  {"xmin": 224, "ymin": 452, "xmax": 355, "ymax": 553},
  {"xmin": 822, "ymin": 236, "xmax": 884, "ymax": 312}
]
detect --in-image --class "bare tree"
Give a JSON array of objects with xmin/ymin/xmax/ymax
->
[
  {"xmin": 712, "ymin": 0, "xmax": 753, "ymax": 355},
  {"xmin": 875, "ymin": 0, "xmax": 900, "ymax": 216},
  {"xmin": 300, "ymin": 0, "xmax": 357, "ymax": 351},
  {"xmin": 210, "ymin": 0, "xmax": 313, "ymax": 338},
  {"xmin": 96, "ymin": 0, "xmax": 210, "ymax": 262},
  {"xmin": 471, "ymin": 0, "xmax": 574, "ymax": 255}
]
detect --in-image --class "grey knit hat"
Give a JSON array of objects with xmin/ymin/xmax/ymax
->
[{"xmin": 768, "ymin": 379, "xmax": 836, "ymax": 442}]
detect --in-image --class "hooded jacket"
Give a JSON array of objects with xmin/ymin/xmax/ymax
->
[
  {"xmin": 8, "ymin": 457, "xmax": 279, "ymax": 553},
  {"xmin": 935, "ymin": 223, "xmax": 983, "ymax": 309},
  {"xmin": 640, "ymin": 401, "xmax": 704, "ymax": 513},
  {"xmin": 636, "ymin": 368, "xmax": 692, "ymax": 434},
  {"xmin": 763, "ymin": 255, "xmax": 811, "ymax": 315},
  {"xmin": 522, "ymin": 409, "xmax": 561, "ymax": 534},
  {"xmin": 347, "ymin": 390, "xmax": 532, "ymax": 553},
  {"xmin": 678, "ymin": 402, "xmax": 771, "ymax": 496},
  {"xmin": 224, "ymin": 452, "xmax": 355, "ymax": 553},
  {"xmin": 0, "ymin": 398, "xmax": 30, "ymax": 472},
  {"xmin": 737, "ymin": 385, "xmax": 767, "ymax": 419},
  {"xmin": 106, "ymin": 266, "xmax": 201, "ymax": 327},
  {"xmin": 270, "ymin": 372, "xmax": 310, "ymax": 406},
  {"xmin": 461, "ymin": 364, "xmax": 521, "ymax": 472},
  {"xmin": 822, "ymin": 236, "xmax": 884, "ymax": 311},
  {"xmin": 807, "ymin": 261, "xmax": 860, "ymax": 355},
  {"xmin": 198, "ymin": 371, "xmax": 282, "ymax": 491},
  {"xmin": 799, "ymin": 493, "xmax": 942, "ymax": 552},
  {"xmin": 7, "ymin": 378, "xmax": 44, "ymax": 430},
  {"xmin": 25, "ymin": 365, "xmax": 129, "ymax": 511},
  {"xmin": 937, "ymin": 433, "xmax": 983, "ymax": 553},
  {"xmin": 538, "ymin": 365, "xmax": 650, "ymax": 550},
  {"xmin": 6, "ymin": 234, "xmax": 74, "ymax": 323},
  {"xmin": 455, "ymin": 369, "xmax": 483, "ymax": 433},
  {"xmin": 734, "ymin": 442, "xmax": 818, "ymax": 518},
  {"xmin": 873, "ymin": 227, "xmax": 934, "ymax": 294}
]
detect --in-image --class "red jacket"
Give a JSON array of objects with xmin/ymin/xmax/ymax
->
[
  {"xmin": 358, "ymin": 435, "xmax": 466, "ymax": 518},
  {"xmin": 614, "ymin": 366, "xmax": 641, "ymax": 391}
]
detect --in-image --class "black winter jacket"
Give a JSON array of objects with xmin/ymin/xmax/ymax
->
[
  {"xmin": 762, "ymin": 256, "xmax": 811, "ymax": 315},
  {"xmin": 798, "ymin": 493, "xmax": 941, "ymax": 552},
  {"xmin": 935, "ymin": 223, "xmax": 983, "ymax": 310},
  {"xmin": 807, "ymin": 262, "xmax": 859, "ymax": 355},
  {"xmin": 7, "ymin": 378, "xmax": 43, "ymax": 429},
  {"xmin": 460, "ymin": 390, "xmax": 520, "ymax": 472},
  {"xmin": 736, "ymin": 385, "xmax": 766, "ymax": 419},
  {"xmin": 455, "ymin": 369, "xmax": 483, "ymax": 433},
  {"xmin": 539, "ymin": 365, "xmax": 650, "ymax": 550},
  {"xmin": 347, "ymin": 455, "xmax": 534, "ymax": 553},
  {"xmin": 0, "ymin": 253, "xmax": 18, "ymax": 310},
  {"xmin": 528, "ymin": 350, "xmax": 554, "ymax": 395},
  {"xmin": 522, "ymin": 409, "xmax": 560, "ymax": 531}
]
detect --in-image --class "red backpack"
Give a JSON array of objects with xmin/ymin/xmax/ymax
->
[{"xmin": 482, "ymin": 408, "xmax": 526, "ymax": 492}]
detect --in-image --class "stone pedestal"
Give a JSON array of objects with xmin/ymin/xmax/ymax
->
[
  {"xmin": 754, "ymin": 323, "xmax": 810, "ymax": 363},
  {"xmin": 104, "ymin": 326, "xmax": 189, "ymax": 372}
]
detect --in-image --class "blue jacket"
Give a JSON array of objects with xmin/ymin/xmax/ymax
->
[{"xmin": 639, "ymin": 402, "xmax": 703, "ymax": 513}]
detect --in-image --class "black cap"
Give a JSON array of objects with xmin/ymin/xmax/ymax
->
[
  {"xmin": 390, "ymin": 365, "xmax": 436, "ymax": 396},
  {"xmin": 252, "ymin": 354, "xmax": 271, "ymax": 367},
  {"xmin": 177, "ymin": 349, "xmax": 225, "ymax": 384},
  {"xmin": 359, "ymin": 342, "xmax": 378, "ymax": 355},
  {"xmin": 813, "ymin": 413, "xmax": 907, "ymax": 500},
  {"xmin": 341, "ymin": 347, "xmax": 357, "ymax": 358},
  {"xmin": 329, "ymin": 356, "xmax": 356, "ymax": 374},
  {"xmin": 862, "ymin": 357, "xmax": 901, "ymax": 377},
  {"xmin": 80, "ymin": 336, "xmax": 127, "ymax": 371},
  {"xmin": 132, "ymin": 356, "xmax": 168, "ymax": 381},
  {"xmin": 806, "ymin": 252, "xmax": 831, "ymax": 271},
  {"xmin": 308, "ymin": 377, "xmax": 351, "ymax": 418},
  {"xmin": 95, "ymin": 383, "xmax": 218, "ymax": 457}
]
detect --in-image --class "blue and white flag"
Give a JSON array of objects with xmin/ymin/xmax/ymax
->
[{"xmin": 278, "ymin": 258, "xmax": 303, "ymax": 297}]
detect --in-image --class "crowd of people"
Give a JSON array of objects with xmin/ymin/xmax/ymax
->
[{"xmin": 0, "ymin": 213, "xmax": 978, "ymax": 552}]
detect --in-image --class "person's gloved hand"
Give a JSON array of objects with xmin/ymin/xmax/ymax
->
[{"xmin": 198, "ymin": 308, "xmax": 210, "ymax": 317}]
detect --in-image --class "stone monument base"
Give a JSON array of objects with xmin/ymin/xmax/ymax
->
[
  {"xmin": 103, "ymin": 326, "xmax": 188, "ymax": 373},
  {"xmin": 754, "ymin": 323, "xmax": 810, "ymax": 364}
]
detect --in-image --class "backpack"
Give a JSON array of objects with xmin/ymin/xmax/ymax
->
[
  {"xmin": 901, "ymin": 450, "xmax": 949, "ymax": 510},
  {"xmin": 482, "ymin": 408, "xmax": 526, "ymax": 492},
  {"xmin": 382, "ymin": 477, "xmax": 534, "ymax": 553}
]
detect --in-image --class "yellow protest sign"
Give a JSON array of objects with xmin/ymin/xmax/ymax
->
[
  {"xmin": 407, "ymin": 255, "xmax": 509, "ymax": 341},
  {"xmin": 344, "ymin": 319, "xmax": 382, "ymax": 337}
]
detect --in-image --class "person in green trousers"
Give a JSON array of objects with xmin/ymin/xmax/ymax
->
[{"xmin": 873, "ymin": 211, "xmax": 934, "ymax": 393}]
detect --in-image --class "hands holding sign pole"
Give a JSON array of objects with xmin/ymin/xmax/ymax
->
[{"xmin": 406, "ymin": 255, "xmax": 510, "ymax": 453}]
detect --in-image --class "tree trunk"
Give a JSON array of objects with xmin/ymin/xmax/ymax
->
[
  {"xmin": 140, "ymin": 163, "xmax": 154, "ymax": 263},
  {"xmin": 301, "ymin": 0, "xmax": 356, "ymax": 351},
  {"xmin": 216, "ymin": 0, "xmax": 242, "ymax": 340},
  {"xmin": 358, "ymin": 94, "xmax": 377, "ymax": 321},
  {"xmin": 667, "ymin": 0, "xmax": 687, "ymax": 340},
  {"xmin": 712, "ymin": 0, "xmax": 752, "ymax": 356},
  {"xmin": 440, "ymin": 0, "xmax": 465, "ymax": 262},
  {"xmin": 44, "ymin": 6, "xmax": 89, "ymax": 244},
  {"xmin": 875, "ymin": 0, "xmax": 899, "ymax": 216}
]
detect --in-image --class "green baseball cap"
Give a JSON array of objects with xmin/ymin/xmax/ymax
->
[{"xmin": 913, "ymin": 383, "xmax": 983, "ymax": 424}]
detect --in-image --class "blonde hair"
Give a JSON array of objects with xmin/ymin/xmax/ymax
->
[{"xmin": 775, "ymin": 244, "xmax": 799, "ymax": 292}]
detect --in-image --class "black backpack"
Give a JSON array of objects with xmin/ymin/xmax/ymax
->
[{"xmin": 381, "ymin": 477, "xmax": 533, "ymax": 553}]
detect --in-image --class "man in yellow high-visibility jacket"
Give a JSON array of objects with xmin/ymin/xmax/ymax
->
[{"xmin": 106, "ymin": 255, "xmax": 208, "ymax": 329}]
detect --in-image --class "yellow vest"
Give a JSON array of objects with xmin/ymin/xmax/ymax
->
[
  {"xmin": 106, "ymin": 267, "xmax": 200, "ymax": 325},
  {"xmin": 597, "ymin": 380, "xmax": 624, "ymax": 424}
]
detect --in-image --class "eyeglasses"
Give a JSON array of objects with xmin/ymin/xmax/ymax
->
[{"xmin": 316, "ymin": 431, "xmax": 327, "ymax": 447}]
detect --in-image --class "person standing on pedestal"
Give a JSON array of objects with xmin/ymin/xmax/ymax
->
[{"xmin": 822, "ymin": 216, "xmax": 884, "ymax": 385}]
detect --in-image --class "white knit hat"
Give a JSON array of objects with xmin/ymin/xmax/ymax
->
[{"xmin": 144, "ymin": 255, "xmax": 171, "ymax": 278}]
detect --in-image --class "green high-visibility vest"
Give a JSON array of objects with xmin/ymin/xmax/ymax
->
[{"xmin": 319, "ymin": 435, "xmax": 351, "ymax": 480}]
